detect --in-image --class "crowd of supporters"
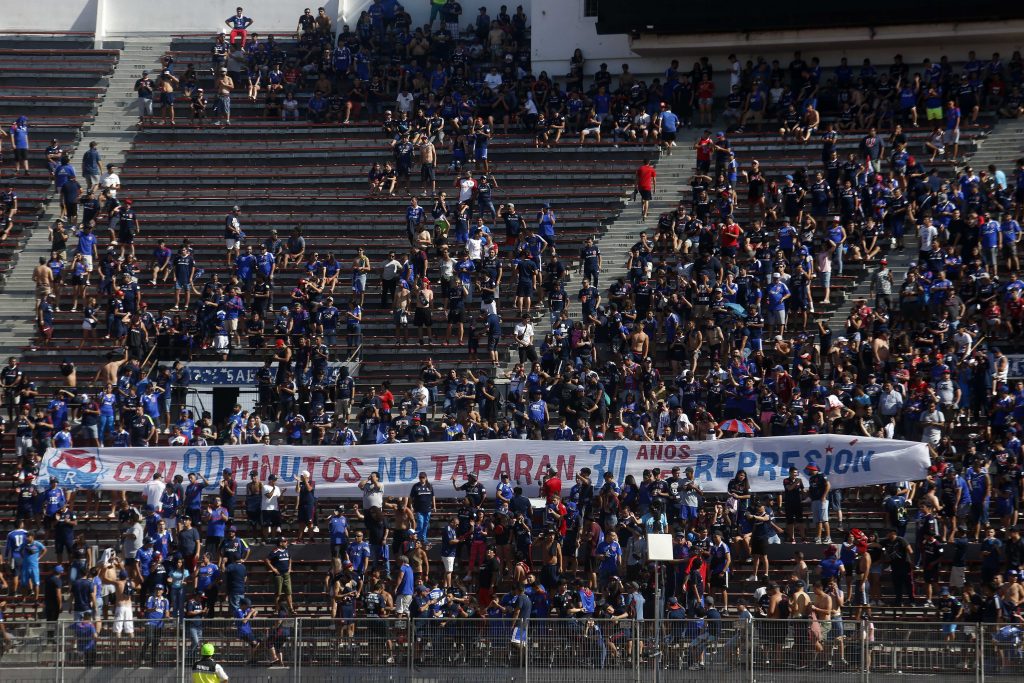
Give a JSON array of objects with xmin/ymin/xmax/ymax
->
[{"xmin": 3, "ymin": 0, "xmax": 1024, "ymax": 669}]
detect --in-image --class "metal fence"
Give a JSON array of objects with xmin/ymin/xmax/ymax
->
[{"xmin": 1, "ymin": 618, "xmax": 1020, "ymax": 682}]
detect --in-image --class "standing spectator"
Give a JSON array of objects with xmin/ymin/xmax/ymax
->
[
  {"xmin": 393, "ymin": 554, "xmax": 415, "ymax": 615},
  {"xmin": 134, "ymin": 71, "xmax": 154, "ymax": 118},
  {"xmin": 635, "ymin": 158, "xmax": 657, "ymax": 223},
  {"xmin": 142, "ymin": 583, "xmax": 169, "ymax": 666},
  {"xmin": 806, "ymin": 464, "xmax": 831, "ymax": 544},
  {"xmin": 81, "ymin": 142, "xmax": 101, "ymax": 191},
  {"xmin": 261, "ymin": 474, "xmax": 282, "ymax": 536},
  {"xmin": 407, "ymin": 472, "xmax": 435, "ymax": 544},
  {"xmin": 881, "ymin": 528, "xmax": 915, "ymax": 607},
  {"xmin": 264, "ymin": 536, "xmax": 293, "ymax": 614},
  {"xmin": 9, "ymin": 116, "xmax": 29, "ymax": 177}
]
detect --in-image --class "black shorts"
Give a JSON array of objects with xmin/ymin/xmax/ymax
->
[
  {"xmin": 447, "ymin": 307, "xmax": 465, "ymax": 323},
  {"xmin": 262, "ymin": 509, "xmax": 281, "ymax": 527},
  {"xmin": 421, "ymin": 163, "xmax": 435, "ymax": 181},
  {"xmin": 663, "ymin": 131, "xmax": 677, "ymax": 142},
  {"xmin": 14, "ymin": 148, "xmax": 28, "ymax": 162},
  {"xmin": 413, "ymin": 307, "xmax": 432, "ymax": 327},
  {"xmin": 516, "ymin": 282, "xmax": 534, "ymax": 297},
  {"xmin": 785, "ymin": 506, "xmax": 804, "ymax": 524},
  {"xmin": 751, "ymin": 536, "xmax": 769, "ymax": 555},
  {"xmin": 397, "ymin": 165, "xmax": 411, "ymax": 178},
  {"xmin": 638, "ymin": 188, "xmax": 652, "ymax": 201},
  {"xmin": 709, "ymin": 571, "xmax": 729, "ymax": 589}
]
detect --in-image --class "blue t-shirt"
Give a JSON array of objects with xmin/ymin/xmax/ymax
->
[
  {"xmin": 766, "ymin": 282, "xmax": 790, "ymax": 311},
  {"xmin": 397, "ymin": 564, "xmax": 415, "ymax": 595},
  {"xmin": 661, "ymin": 111, "xmax": 679, "ymax": 133}
]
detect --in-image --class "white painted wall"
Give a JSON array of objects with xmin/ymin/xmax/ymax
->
[
  {"xmin": 102, "ymin": 0, "xmax": 342, "ymax": 35},
  {"xmin": 2, "ymin": 0, "xmax": 531, "ymax": 39},
  {"xmin": 3, "ymin": 0, "xmax": 99, "ymax": 33},
  {"xmin": 530, "ymin": 0, "xmax": 634, "ymax": 79}
]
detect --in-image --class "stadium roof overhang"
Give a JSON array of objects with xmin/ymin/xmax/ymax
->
[{"xmin": 621, "ymin": 19, "xmax": 1024, "ymax": 58}]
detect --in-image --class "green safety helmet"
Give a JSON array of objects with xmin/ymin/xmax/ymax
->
[{"xmin": 201, "ymin": 643, "xmax": 215, "ymax": 657}]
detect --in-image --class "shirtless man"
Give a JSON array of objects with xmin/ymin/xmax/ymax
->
[
  {"xmin": 157, "ymin": 71, "xmax": 180, "ymax": 124},
  {"xmin": 808, "ymin": 580, "xmax": 833, "ymax": 666},
  {"xmin": 788, "ymin": 580, "xmax": 813, "ymax": 667},
  {"xmin": 419, "ymin": 137, "xmax": 437, "ymax": 197},
  {"xmin": 413, "ymin": 278, "xmax": 434, "ymax": 345},
  {"xmin": 94, "ymin": 348, "xmax": 129, "ymax": 385},
  {"xmin": 627, "ymin": 324, "xmax": 650, "ymax": 359},
  {"xmin": 394, "ymin": 279, "xmax": 410, "ymax": 345},
  {"xmin": 1001, "ymin": 569, "xmax": 1024, "ymax": 615},
  {"xmin": 797, "ymin": 104, "xmax": 820, "ymax": 143},
  {"xmin": 871, "ymin": 329, "xmax": 890, "ymax": 367},
  {"xmin": 101, "ymin": 558, "xmax": 136, "ymax": 639},
  {"xmin": 824, "ymin": 576, "xmax": 848, "ymax": 666},
  {"xmin": 32, "ymin": 257, "xmax": 53, "ymax": 307}
]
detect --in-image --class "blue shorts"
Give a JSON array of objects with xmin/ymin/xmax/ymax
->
[
  {"xmin": 475, "ymin": 146, "xmax": 488, "ymax": 160},
  {"xmin": 682, "ymin": 505, "xmax": 700, "ymax": 521},
  {"xmin": 352, "ymin": 275, "xmax": 366, "ymax": 293},
  {"xmin": 175, "ymin": 278, "xmax": 189, "ymax": 290},
  {"xmin": 20, "ymin": 564, "xmax": 39, "ymax": 585}
]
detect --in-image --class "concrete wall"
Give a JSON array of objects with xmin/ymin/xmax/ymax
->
[
  {"xmin": 102, "ymin": 0, "xmax": 342, "ymax": 35},
  {"xmin": 3, "ymin": 0, "xmax": 99, "ymax": 33},
  {"xmin": 1, "ymin": 0, "xmax": 531, "ymax": 38}
]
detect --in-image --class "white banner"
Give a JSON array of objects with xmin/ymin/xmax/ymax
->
[{"xmin": 40, "ymin": 436, "xmax": 929, "ymax": 497}]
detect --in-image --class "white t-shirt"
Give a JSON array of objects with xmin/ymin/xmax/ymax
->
[
  {"xmin": 261, "ymin": 484, "xmax": 281, "ymax": 511},
  {"xmin": 919, "ymin": 224, "xmax": 938, "ymax": 251},
  {"xmin": 101, "ymin": 172, "xmax": 120, "ymax": 196},
  {"xmin": 467, "ymin": 236, "xmax": 483, "ymax": 260},
  {"xmin": 396, "ymin": 92, "xmax": 415, "ymax": 113},
  {"xmin": 513, "ymin": 322, "xmax": 534, "ymax": 347},
  {"xmin": 920, "ymin": 409, "xmax": 945, "ymax": 446},
  {"xmin": 484, "ymin": 72, "xmax": 502, "ymax": 90},
  {"xmin": 143, "ymin": 480, "xmax": 164, "ymax": 511},
  {"xmin": 458, "ymin": 178, "xmax": 476, "ymax": 203}
]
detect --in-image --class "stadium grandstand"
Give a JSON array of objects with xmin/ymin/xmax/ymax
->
[{"xmin": 0, "ymin": 0, "xmax": 1023, "ymax": 681}]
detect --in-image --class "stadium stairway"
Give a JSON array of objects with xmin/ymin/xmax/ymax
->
[
  {"xmin": 75, "ymin": 37, "xmax": 172, "ymax": 172},
  {"xmin": 965, "ymin": 116, "xmax": 1024, "ymax": 182},
  {"xmin": 0, "ymin": 38, "xmax": 128, "ymax": 352},
  {"xmin": 0, "ymin": 40, "xmax": 165, "ymax": 357},
  {"xmin": 515, "ymin": 131, "xmax": 699, "ymax": 366}
]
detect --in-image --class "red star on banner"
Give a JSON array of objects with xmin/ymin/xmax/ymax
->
[{"xmin": 825, "ymin": 444, "xmax": 834, "ymax": 454}]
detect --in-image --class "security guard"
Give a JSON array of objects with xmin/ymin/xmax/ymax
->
[{"xmin": 192, "ymin": 643, "xmax": 229, "ymax": 682}]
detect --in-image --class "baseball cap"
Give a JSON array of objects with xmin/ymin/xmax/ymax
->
[
  {"xmin": 805, "ymin": 464, "xmax": 820, "ymax": 472},
  {"xmin": 54, "ymin": 565, "xmax": 65, "ymax": 573}
]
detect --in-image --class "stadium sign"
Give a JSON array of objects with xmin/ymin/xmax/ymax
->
[{"xmin": 41, "ymin": 435, "xmax": 928, "ymax": 497}]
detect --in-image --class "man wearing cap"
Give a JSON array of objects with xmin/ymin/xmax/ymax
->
[
  {"xmin": 261, "ymin": 474, "xmax": 282, "ymax": 536},
  {"xmin": 143, "ymin": 583, "xmax": 170, "ymax": 666},
  {"xmin": 265, "ymin": 537, "xmax": 294, "ymax": 613},
  {"xmin": 766, "ymin": 272, "xmax": 790, "ymax": 335},
  {"xmin": 9, "ymin": 116, "xmax": 29, "ymax": 176},
  {"xmin": 192, "ymin": 642, "xmax": 229, "ymax": 682},
  {"xmin": 132, "ymin": 70, "xmax": 154, "ymax": 119},
  {"xmin": 157, "ymin": 69, "xmax": 179, "ymax": 124},
  {"xmin": 407, "ymin": 472, "xmax": 435, "ymax": 544},
  {"xmin": 806, "ymin": 464, "xmax": 831, "ymax": 544},
  {"xmin": 871, "ymin": 258, "xmax": 894, "ymax": 311}
]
